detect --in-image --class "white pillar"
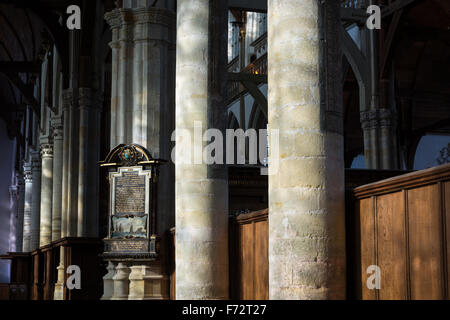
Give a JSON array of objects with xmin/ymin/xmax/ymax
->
[
  {"xmin": 104, "ymin": 7, "xmax": 176, "ymax": 300},
  {"xmin": 8, "ymin": 185, "xmax": 18, "ymax": 252},
  {"xmin": 267, "ymin": 0, "xmax": 346, "ymax": 299},
  {"xmin": 175, "ymin": 0, "xmax": 229, "ymax": 299},
  {"xmin": 61, "ymin": 90, "xmax": 71, "ymax": 239},
  {"xmin": 51, "ymin": 116, "xmax": 64, "ymax": 241},
  {"xmin": 30, "ymin": 150, "xmax": 41, "ymax": 250},
  {"xmin": 39, "ymin": 141, "xmax": 53, "ymax": 246},
  {"xmin": 77, "ymin": 88, "xmax": 90, "ymax": 237},
  {"xmin": 15, "ymin": 176, "xmax": 25, "ymax": 252},
  {"xmin": 22, "ymin": 164, "xmax": 33, "ymax": 252}
]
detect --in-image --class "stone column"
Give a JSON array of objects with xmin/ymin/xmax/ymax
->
[
  {"xmin": 104, "ymin": 6, "xmax": 176, "ymax": 300},
  {"xmin": 30, "ymin": 150, "xmax": 41, "ymax": 250},
  {"xmin": 360, "ymin": 108, "xmax": 397, "ymax": 169},
  {"xmin": 112, "ymin": 263, "xmax": 131, "ymax": 300},
  {"xmin": 175, "ymin": 0, "xmax": 229, "ymax": 299},
  {"xmin": 15, "ymin": 176, "xmax": 25, "ymax": 252},
  {"xmin": 77, "ymin": 88, "xmax": 91, "ymax": 237},
  {"xmin": 39, "ymin": 140, "xmax": 54, "ymax": 246},
  {"xmin": 267, "ymin": 0, "xmax": 346, "ymax": 299},
  {"xmin": 379, "ymin": 108, "xmax": 397, "ymax": 169},
  {"xmin": 54, "ymin": 91, "xmax": 71, "ymax": 300},
  {"xmin": 22, "ymin": 164, "xmax": 33, "ymax": 252},
  {"xmin": 51, "ymin": 116, "xmax": 64, "ymax": 241},
  {"xmin": 61, "ymin": 90, "xmax": 72, "ymax": 239},
  {"xmin": 8, "ymin": 185, "xmax": 18, "ymax": 252}
]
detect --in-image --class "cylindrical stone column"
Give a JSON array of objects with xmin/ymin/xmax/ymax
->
[
  {"xmin": 39, "ymin": 142, "xmax": 54, "ymax": 247},
  {"xmin": 30, "ymin": 150, "xmax": 41, "ymax": 250},
  {"xmin": 9, "ymin": 185, "xmax": 18, "ymax": 252},
  {"xmin": 77, "ymin": 88, "xmax": 91, "ymax": 237},
  {"xmin": 15, "ymin": 177, "xmax": 25, "ymax": 252},
  {"xmin": 267, "ymin": 0, "xmax": 346, "ymax": 299},
  {"xmin": 51, "ymin": 116, "xmax": 64, "ymax": 241},
  {"xmin": 175, "ymin": 0, "xmax": 229, "ymax": 299},
  {"xmin": 22, "ymin": 164, "xmax": 33, "ymax": 252},
  {"xmin": 61, "ymin": 90, "xmax": 71, "ymax": 239}
]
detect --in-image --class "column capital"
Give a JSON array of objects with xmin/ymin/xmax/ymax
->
[
  {"xmin": 62, "ymin": 89, "xmax": 76, "ymax": 111},
  {"xmin": 9, "ymin": 185, "xmax": 18, "ymax": 199},
  {"xmin": 133, "ymin": 7, "xmax": 175, "ymax": 28},
  {"xmin": 23, "ymin": 163, "xmax": 33, "ymax": 182},
  {"xmin": 360, "ymin": 108, "xmax": 396, "ymax": 129},
  {"xmin": 105, "ymin": 7, "xmax": 175, "ymax": 29},
  {"xmin": 51, "ymin": 116, "xmax": 64, "ymax": 140},
  {"xmin": 30, "ymin": 150, "xmax": 41, "ymax": 169},
  {"xmin": 40, "ymin": 143, "xmax": 54, "ymax": 159},
  {"xmin": 16, "ymin": 172, "xmax": 25, "ymax": 188},
  {"xmin": 78, "ymin": 87, "xmax": 92, "ymax": 110}
]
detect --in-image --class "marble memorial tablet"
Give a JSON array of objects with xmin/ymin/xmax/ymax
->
[{"xmin": 109, "ymin": 166, "xmax": 151, "ymax": 239}]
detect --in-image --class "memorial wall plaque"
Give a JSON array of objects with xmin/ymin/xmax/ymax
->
[
  {"xmin": 100, "ymin": 144, "xmax": 165, "ymax": 260},
  {"xmin": 110, "ymin": 167, "xmax": 151, "ymax": 239}
]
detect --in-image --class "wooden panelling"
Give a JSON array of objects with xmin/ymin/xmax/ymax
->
[
  {"xmin": 359, "ymin": 197, "xmax": 377, "ymax": 300},
  {"xmin": 408, "ymin": 185, "xmax": 443, "ymax": 299},
  {"xmin": 230, "ymin": 209, "xmax": 268, "ymax": 300},
  {"xmin": 254, "ymin": 220, "xmax": 268, "ymax": 300},
  {"xmin": 354, "ymin": 163, "xmax": 450, "ymax": 300},
  {"xmin": 0, "ymin": 284, "xmax": 9, "ymax": 300},
  {"xmin": 445, "ymin": 181, "xmax": 450, "ymax": 296},
  {"xmin": 240, "ymin": 223, "xmax": 254, "ymax": 299},
  {"xmin": 376, "ymin": 192, "xmax": 407, "ymax": 299}
]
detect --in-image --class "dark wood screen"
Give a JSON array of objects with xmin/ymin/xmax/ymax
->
[{"xmin": 354, "ymin": 163, "xmax": 450, "ymax": 300}]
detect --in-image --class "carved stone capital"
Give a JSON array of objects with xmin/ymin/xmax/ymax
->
[
  {"xmin": 51, "ymin": 116, "xmax": 64, "ymax": 140},
  {"xmin": 360, "ymin": 108, "xmax": 396, "ymax": 130},
  {"xmin": 9, "ymin": 185, "xmax": 18, "ymax": 199},
  {"xmin": 133, "ymin": 7, "xmax": 175, "ymax": 28},
  {"xmin": 30, "ymin": 151, "xmax": 41, "ymax": 169},
  {"xmin": 78, "ymin": 88, "xmax": 92, "ymax": 109},
  {"xmin": 23, "ymin": 164, "xmax": 33, "ymax": 183},
  {"xmin": 62, "ymin": 89, "xmax": 74, "ymax": 111},
  {"xmin": 105, "ymin": 8, "xmax": 175, "ymax": 30},
  {"xmin": 40, "ymin": 143, "xmax": 54, "ymax": 158}
]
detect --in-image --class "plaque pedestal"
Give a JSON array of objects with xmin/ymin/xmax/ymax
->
[
  {"xmin": 101, "ymin": 261, "xmax": 116, "ymax": 300},
  {"xmin": 53, "ymin": 263, "xmax": 65, "ymax": 300},
  {"xmin": 128, "ymin": 261, "xmax": 169, "ymax": 300},
  {"xmin": 111, "ymin": 263, "xmax": 131, "ymax": 300}
]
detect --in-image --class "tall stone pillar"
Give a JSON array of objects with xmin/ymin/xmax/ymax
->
[
  {"xmin": 267, "ymin": 0, "xmax": 346, "ymax": 299},
  {"xmin": 54, "ymin": 91, "xmax": 72, "ymax": 300},
  {"xmin": 61, "ymin": 90, "xmax": 72, "ymax": 239},
  {"xmin": 22, "ymin": 164, "xmax": 33, "ymax": 252},
  {"xmin": 104, "ymin": 5, "xmax": 175, "ymax": 300},
  {"xmin": 30, "ymin": 150, "xmax": 41, "ymax": 250},
  {"xmin": 8, "ymin": 185, "xmax": 18, "ymax": 252},
  {"xmin": 360, "ymin": 108, "xmax": 397, "ymax": 169},
  {"xmin": 51, "ymin": 116, "xmax": 64, "ymax": 241},
  {"xmin": 175, "ymin": 0, "xmax": 229, "ymax": 299},
  {"xmin": 77, "ymin": 88, "xmax": 91, "ymax": 237},
  {"xmin": 39, "ymin": 140, "xmax": 53, "ymax": 246},
  {"xmin": 15, "ymin": 176, "xmax": 25, "ymax": 252}
]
